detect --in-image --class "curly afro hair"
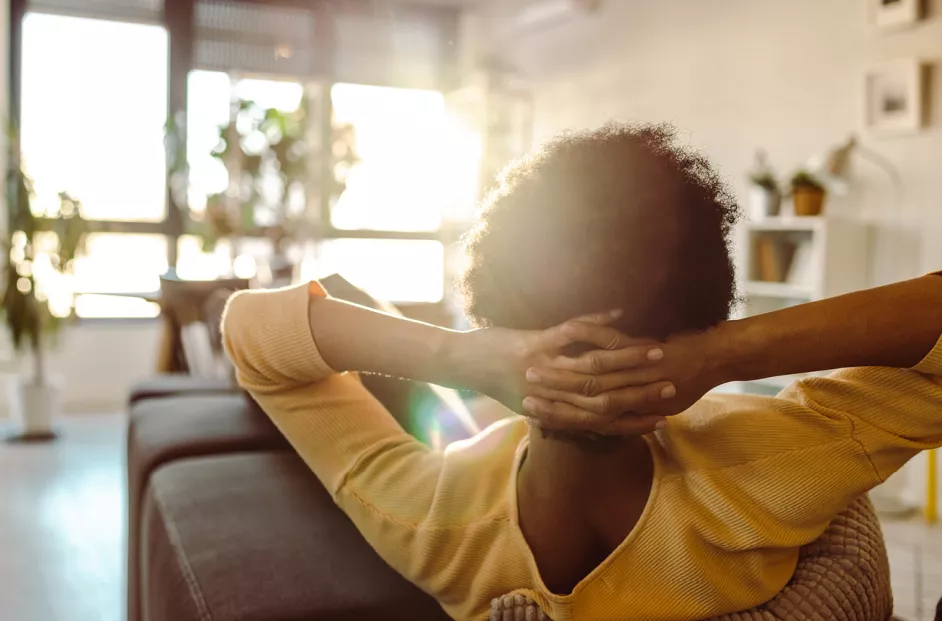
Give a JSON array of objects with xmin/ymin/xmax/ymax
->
[{"xmin": 459, "ymin": 122, "xmax": 740, "ymax": 341}]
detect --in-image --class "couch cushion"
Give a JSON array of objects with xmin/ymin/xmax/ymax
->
[
  {"xmin": 142, "ymin": 452, "xmax": 450, "ymax": 621},
  {"xmin": 128, "ymin": 394, "xmax": 289, "ymax": 621},
  {"xmin": 128, "ymin": 374, "xmax": 237, "ymax": 405}
]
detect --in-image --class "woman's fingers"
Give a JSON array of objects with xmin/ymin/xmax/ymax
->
[
  {"xmin": 559, "ymin": 321, "xmax": 656, "ymax": 351},
  {"xmin": 537, "ymin": 310, "xmax": 624, "ymax": 350},
  {"xmin": 520, "ymin": 397, "xmax": 666, "ymax": 435},
  {"xmin": 551, "ymin": 345, "xmax": 664, "ymax": 375},
  {"xmin": 525, "ymin": 381, "xmax": 676, "ymax": 417},
  {"xmin": 525, "ymin": 366, "xmax": 665, "ymax": 396}
]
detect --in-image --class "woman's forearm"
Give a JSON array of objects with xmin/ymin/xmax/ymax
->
[
  {"xmin": 712, "ymin": 273, "xmax": 942, "ymax": 383},
  {"xmin": 307, "ymin": 295, "xmax": 462, "ymax": 387}
]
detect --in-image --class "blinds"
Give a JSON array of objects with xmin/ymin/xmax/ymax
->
[
  {"xmin": 25, "ymin": 0, "xmax": 457, "ymax": 89},
  {"xmin": 192, "ymin": 1, "xmax": 319, "ymax": 77},
  {"xmin": 334, "ymin": 8, "xmax": 451, "ymax": 89},
  {"xmin": 26, "ymin": 0, "xmax": 163, "ymax": 23}
]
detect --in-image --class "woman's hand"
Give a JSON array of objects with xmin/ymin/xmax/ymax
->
[
  {"xmin": 452, "ymin": 311, "xmax": 678, "ymax": 436},
  {"xmin": 520, "ymin": 323, "xmax": 727, "ymax": 434}
]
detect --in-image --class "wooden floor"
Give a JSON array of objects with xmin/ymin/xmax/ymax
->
[{"xmin": 0, "ymin": 413, "xmax": 940, "ymax": 620}]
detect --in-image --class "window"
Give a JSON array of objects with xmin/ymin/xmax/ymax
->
[
  {"xmin": 185, "ymin": 70, "xmax": 306, "ymax": 216},
  {"xmin": 320, "ymin": 83, "xmax": 480, "ymax": 303},
  {"xmin": 18, "ymin": 13, "xmax": 475, "ymax": 316},
  {"xmin": 20, "ymin": 13, "xmax": 168, "ymax": 318}
]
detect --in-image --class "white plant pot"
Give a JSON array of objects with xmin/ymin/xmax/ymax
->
[
  {"xmin": 749, "ymin": 186, "xmax": 781, "ymax": 220},
  {"xmin": 7, "ymin": 376, "xmax": 63, "ymax": 440}
]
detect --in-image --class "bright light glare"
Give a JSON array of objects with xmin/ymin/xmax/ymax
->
[
  {"xmin": 72, "ymin": 234, "xmax": 168, "ymax": 295},
  {"xmin": 331, "ymin": 83, "xmax": 480, "ymax": 232},
  {"xmin": 21, "ymin": 14, "xmax": 169, "ymax": 318},
  {"xmin": 74, "ymin": 294, "xmax": 160, "ymax": 319},
  {"xmin": 299, "ymin": 239, "xmax": 444, "ymax": 303},
  {"xmin": 21, "ymin": 13, "xmax": 168, "ymax": 221}
]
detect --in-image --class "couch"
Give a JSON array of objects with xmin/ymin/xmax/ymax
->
[{"xmin": 127, "ymin": 378, "xmax": 456, "ymax": 621}]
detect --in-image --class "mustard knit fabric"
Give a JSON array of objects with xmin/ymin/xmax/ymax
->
[{"xmin": 222, "ymin": 282, "xmax": 942, "ymax": 621}]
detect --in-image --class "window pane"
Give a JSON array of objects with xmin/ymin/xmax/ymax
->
[
  {"xmin": 186, "ymin": 71, "xmax": 305, "ymax": 215},
  {"xmin": 186, "ymin": 71, "xmax": 231, "ymax": 215},
  {"xmin": 300, "ymin": 239, "xmax": 443, "ymax": 303},
  {"xmin": 21, "ymin": 14, "xmax": 168, "ymax": 221},
  {"xmin": 74, "ymin": 234, "xmax": 168, "ymax": 295},
  {"xmin": 74, "ymin": 294, "xmax": 160, "ymax": 319},
  {"xmin": 330, "ymin": 84, "xmax": 453, "ymax": 232}
]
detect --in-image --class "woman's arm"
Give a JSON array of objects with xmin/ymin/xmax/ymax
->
[
  {"xmin": 306, "ymin": 286, "xmax": 672, "ymax": 432},
  {"xmin": 718, "ymin": 272, "xmax": 942, "ymax": 380},
  {"xmin": 522, "ymin": 273, "xmax": 942, "ymax": 430}
]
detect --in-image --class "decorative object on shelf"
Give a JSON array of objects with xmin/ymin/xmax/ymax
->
[
  {"xmin": 806, "ymin": 134, "xmax": 902, "ymax": 199},
  {"xmin": 790, "ymin": 171, "xmax": 827, "ymax": 216},
  {"xmin": 870, "ymin": 0, "xmax": 922, "ymax": 31},
  {"xmin": 2, "ymin": 148, "xmax": 89, "ymax": 441},
  {"xmin": 747, "ymin": 150, "xmax": 781, "ymax": 219},
  {"xmin": 864, "ymin": 59, "xmax": 925, "ymax": 136}
]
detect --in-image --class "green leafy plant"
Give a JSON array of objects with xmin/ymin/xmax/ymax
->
[
  {"xmin": 790, "ymin": 170, "xmax": 826, "ymax": 192},
  {"xmin": 167, "ymin": 96, "xmax": 359, "ymax": 254},
  {"xmin": 3, "ymin": 147, "xmax": 88, "ymax": 384},
  {"xmin": 748, "ymin": 150, "xmax": 779, "ymax": 193},
  {"xmin": 749, "ymin": 171, "xmax": 778, "ymax": 192}
]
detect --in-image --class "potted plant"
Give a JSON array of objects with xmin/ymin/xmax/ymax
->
[
  {"xmin": 747, "ymin": 150, "xmax": 780, "ymax": 219},
  {"xmin": 3, "ymin": 150, "xmax": 88, "ymax": 440},
  {"xmin": 790, "ymin": 170, "xmax": 827, "ymax": 217}
]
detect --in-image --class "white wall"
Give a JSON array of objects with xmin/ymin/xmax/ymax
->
[
  {"xmin": 474, "ymin": 0, "xmax": 942, "ymax": 280},
  {"xmin": 470, "ymin": 0, "xmax": 942, "ymax": 509},
  {"xmin": 0, "ymin": 321, "xmax": 162, "ymax": 416}
]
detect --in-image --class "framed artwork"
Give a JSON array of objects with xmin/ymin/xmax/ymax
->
[
  {"xmin": 871, "ymin": 0, "xmax": 922, "ymax": 31},
  {"xmin": 863, "ymin": 59, "xmax": 925, "ymax": 135}
]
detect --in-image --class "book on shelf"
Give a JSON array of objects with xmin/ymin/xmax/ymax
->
[
  {"xmin": 786, "ymin": 241, "xmax": 814, "ymax": 288},
  {"xmin": 755, "ymin": 236, "xmax": 797, "ymax": 283}
]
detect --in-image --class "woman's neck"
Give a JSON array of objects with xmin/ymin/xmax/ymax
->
[
  {"xmin": 515, "ymin": 426, "xmax": 655, "ymax": 594},
  {"xmin": 521, "ymin": 426, "xmax": 652, "ymax": 501}
]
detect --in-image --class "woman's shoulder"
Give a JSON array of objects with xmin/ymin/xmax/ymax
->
[
  {"xmin": 651, "ymin": 392, "xmax": 853, "ymax": 475},
  {"xmin": 428, "ymin": 416, "xmax": 529, "ymax": 521}
]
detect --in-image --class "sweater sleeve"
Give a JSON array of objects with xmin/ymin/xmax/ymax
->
[
  {"xmin": 221, "ymin": 283, "xmax": 444, "ymax": 560},
  {"xmin": 778, "ymin": 331, "xmax": 942, "ymax": 482}
]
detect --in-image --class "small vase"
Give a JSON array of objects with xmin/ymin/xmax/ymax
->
[
  {"xmin": 793, "ymin": 187, "xmax": 825, "ymax": 217},
  {"xmin": 6, "ymin": 375, "xmax": 63, "ymax": 441},
  {"xmin": 749, "ymin": 187, "xmax": 781, "ymax": 219}
]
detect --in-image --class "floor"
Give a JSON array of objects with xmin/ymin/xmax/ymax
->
[{"xmin": 0, "ymin": 414, "xmax": 940, "ymax": 621}]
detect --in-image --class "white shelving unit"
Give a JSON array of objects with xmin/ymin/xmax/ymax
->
[{"xmin": 734, "ymin": 215, "xmax": 870, "ymax": 394}]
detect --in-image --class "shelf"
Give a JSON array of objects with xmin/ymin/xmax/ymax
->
[
  {"xmin": 746, "ymin": 216, "xmax": 825, "ymax": 232},
  {"xmin": 745, "ymin": 281, "xmax": 814, "ymax": 299}
]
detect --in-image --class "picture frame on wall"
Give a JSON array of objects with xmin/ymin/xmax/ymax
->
[
  {"xmin": 863, "ymin": 59, "xmax": 925, "ymax": 136},
  {"xmin": 871, "ymin": 0, "xmax": 923, "ymax": 31}
]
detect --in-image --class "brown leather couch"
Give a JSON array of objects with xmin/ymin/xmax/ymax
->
[{"xmin": 126, "ymin": 378, "xmax": 453, "ymax": 621}]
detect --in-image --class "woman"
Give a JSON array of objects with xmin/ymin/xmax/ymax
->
[{"xmin": 223, "ymin": 123, "xmax": 942, "ymax": 620}]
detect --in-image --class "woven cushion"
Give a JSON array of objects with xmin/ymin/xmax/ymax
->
[{"xmin": 491, "ymin": 495, "xmax": 892, "ymax": 621}]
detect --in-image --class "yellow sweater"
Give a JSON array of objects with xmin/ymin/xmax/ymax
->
[{"xmin": 223, "ymin": 282, "xmax": 942, "ymax": 621}]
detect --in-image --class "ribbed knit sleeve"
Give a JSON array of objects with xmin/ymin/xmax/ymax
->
[
  {"xmin": 221, "ymin": 282, "xmax": 442, "ymax": 510},
  {"xmin": 781, "ymin": 332, "xmax": 942, "ymax": 482},
  {"xmin": 221, "ymin": 283, "xmax": 334, "ymax": 390}
]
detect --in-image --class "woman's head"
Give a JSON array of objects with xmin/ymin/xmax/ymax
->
[{"xmin": 460, "ymin": 123, "xmax": 739, "ymax": 341}]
